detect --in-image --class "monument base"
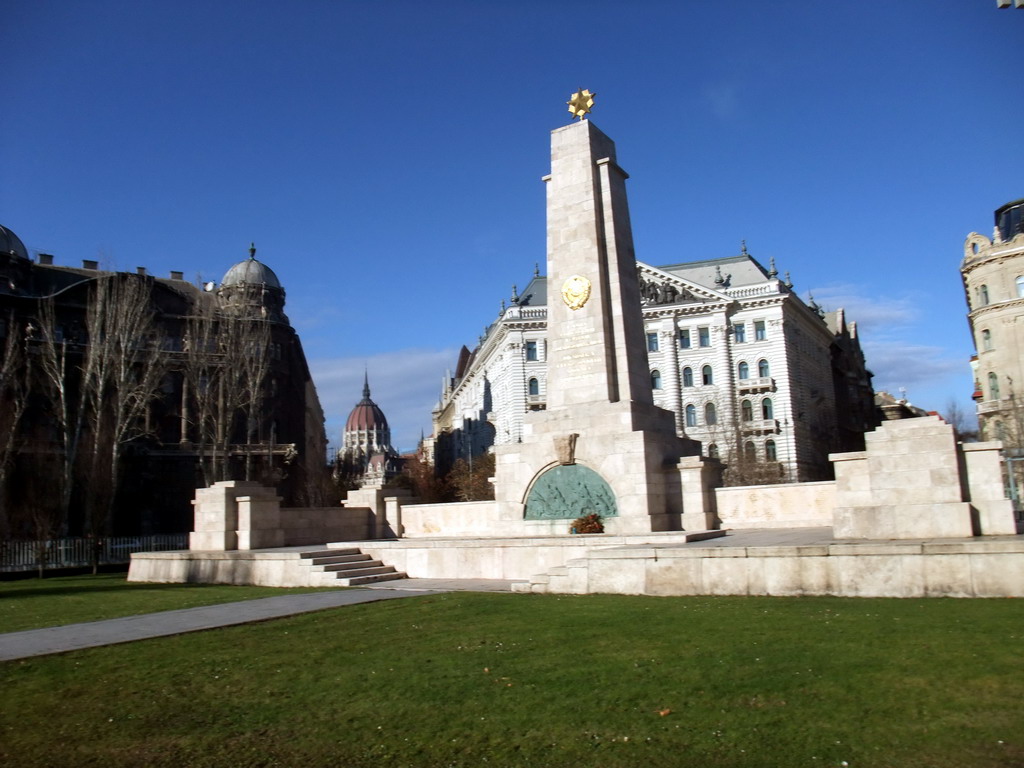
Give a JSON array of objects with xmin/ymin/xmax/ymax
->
[{"xmin": 494, "ymin": 400, "xmax": 700, "ymax": 534}]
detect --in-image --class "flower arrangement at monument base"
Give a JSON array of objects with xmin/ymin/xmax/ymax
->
[{"xmin": 570, "ymin": 513, "xmax": 604, "ymax": 534}]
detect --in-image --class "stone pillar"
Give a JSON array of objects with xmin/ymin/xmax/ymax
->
[
  {"xmin": 190, "ymin": 480, "xmax": 263, "ymax": 551},
  {"xmin": 677, "ymin": 455, "xmax": 723, "ymax": 531},
  {"xmin": 383, "ymin": 494, "xmax": 408, "ymax": 538},
  {"xmin": 961, "ymin": 441, "xmax": 1018, "ymax": 535},
  {"xmin": 236, "ymin": 490, "xmax": 284, "ymax": 550}
]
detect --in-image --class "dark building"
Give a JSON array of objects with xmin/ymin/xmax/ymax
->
[{"xmin": 0, "ymin": 226, "xmax": 327, "ymax": 539}]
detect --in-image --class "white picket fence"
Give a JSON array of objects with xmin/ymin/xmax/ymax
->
[{"xmin": 0, "ymin": 534, "xmax": 188, "ymax": 572}]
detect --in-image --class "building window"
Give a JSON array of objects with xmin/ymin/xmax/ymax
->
[
  {"xmin": 738, "ymin": 361, "xmax": 749, "ymax": 380},
  {"xmin": 651, "ymin": 370, "xmax": 662, "ymax": 390},
  {"xmin": 647, "ymin": 332, "xmax": 659, "ymax": 352},
  {"xmin": 754, "ymin": 320, "xmax": 766, "ymax": 341},
  {"xmin": 1017, "ymin": 276, "xmax": 1024, "ymax": 298},
  {"xmin": 679, "ymin": 329, "xmax": 691, "ymax": 349},
  {"xmin": 705, "ymin": 402, "xmax": 717, "ymax": 425},
  {"xmin": 989, "ymin": 372, "xmax": 1000, "ymax": 401},
  {"xmin": 744, "ymin": 441, "xmax": 756, "ymax": 462},
  {"xmin": 765, "ymin": 439, "xmax": 777, "ymax": 461},
  {"xmin": 758, "ymin": 359, "xmax": 770, "ymax": 378},
  {"xmin": 762, "ymin": 398, "xmax": 774, "ymax": 420},
  {"xmin": 682, "ymin": 366, "xmax": 694, "ymax": 387},
  {"xmin": 685, "ymin": 404, "xmax": 697, "ymax": 427},
  {"xmin": 734, "ymin": 323, "xmax": 746, "ymax": 343},
  {"xmin": 995, "ymin": 420, "xmax": 1006, "ymax": 441},
  {"xmin": 982, "ymin": 329, "xmax": 992, "ymax": 352},
  {"xmin": 980, "ymin": 285, "xmax": 990, "ymax": 306},
  {"xmin": 528, "ymin": 377, "xmax": 539, "ymax": 396},
  {"xmin": 741, "ymin": 399, "xmax": 753, "ymax": 421},
  {"xmin": 708, "ymin": 443, "xmax": 719, "ymax": 459},
  {"xmin": 525, "ymin": 341, "xmax": 538, "ymax": 361},
  {"xmin": 698, "ymin": 326, "xmax": 710, "ymax": 347},
  {"xmin": 702, "ymin": 365, "xmax": 713, "ymax": 385}
]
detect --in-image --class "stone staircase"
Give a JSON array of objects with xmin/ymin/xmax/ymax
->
[{"xmin": 297, "ymin": 548, "xmax": 406, "ymax": 587}]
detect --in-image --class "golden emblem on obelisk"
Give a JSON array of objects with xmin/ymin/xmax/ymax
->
[
  {"xmin": 561, "ymin": 274, "xmax": 592, "ymax": 310},
  {"xmin": 567, "ymin": 88, "xmax": 595, "ymax": 120}
]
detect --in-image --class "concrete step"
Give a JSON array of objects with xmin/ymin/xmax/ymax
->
[
  {"xmin": 307, "ymin": 553, "xmax": 374, "ymax": 566},
  {"xmin": 299, "ymin": 548, "xmax": 361, "ymax": 559},
  {"xmin": 336, "ymin": 570, "xmax": 408, "ymax": 587},
  {"xmin": 317, "ymin": 560, "xmax": 386, "ymax": 573},
  {"xmin": 329, "ymin": 564, "xmax": 394, "ymax": 578}
]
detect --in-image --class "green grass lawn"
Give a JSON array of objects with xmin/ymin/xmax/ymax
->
[
  {"xmin": 0, "ymin": 573, "xmax": 339, "ymax": 633},
  {"xmin": 2, "ymin": 590, "xmax": 1022, "ymax": 767}
]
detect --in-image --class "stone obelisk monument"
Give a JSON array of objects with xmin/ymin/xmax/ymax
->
[{"xmin": 494, "ymin": 93, "xmax": 700, "ymax": 534}]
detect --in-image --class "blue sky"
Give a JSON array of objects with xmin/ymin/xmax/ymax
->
[{"xmin": 4, "ymin": 1, "xmax": 1022, "ymax": 452}]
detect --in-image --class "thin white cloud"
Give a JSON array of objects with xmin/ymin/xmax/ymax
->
[
  {"xmin": 310, "ymin": 347, "xmax": 460, "ymax": 454},
  {"xmin": 808, "ymin": 283, "xmax": 919, "ymax": 332}
]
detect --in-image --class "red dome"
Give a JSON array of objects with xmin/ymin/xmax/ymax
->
[
  {"xmin": 345, "ymin": 373, "xmax": 389, "ymax": 432},
  {"xmin": 346, "ymin": 399, "xmax": 389, "ymax": 432}
]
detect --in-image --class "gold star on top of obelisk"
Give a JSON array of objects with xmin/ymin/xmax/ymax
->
[{"xmin": 567, "ymin": 88, "xmax": 595, "ymax": 120}]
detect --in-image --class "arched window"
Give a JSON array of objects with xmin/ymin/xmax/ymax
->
[
  {"xmin": 741, "ymin": 399, "xmax": 753, "ymax": 421},
  {"xmin": 1017, "ymin": 276, "xmax": 1024, "ymax": 298},
  {"xmin": 685, "ymin": 404, "xmax": 697, "ymax": 427},
  {"xmin": 744, "ymin": 441, "xmax": 756, "ymax": 462},
  {"xmin": 682, "ymin": 366, "xmax": 694, "ymax": 387},
  {"xmin": 762, "ymin": 398, "xmax": 774, "ymax": 420},
  {"xmin": 737, "ymin": 361, "xmax": 749, "ymax": 380},
  {"xmin": 995, "ymin": 421, "xmax": 1007, "ymax": 441},
  {"xmin": 765, "ymin": 439, "xmax": 777, "ymax": 461},
  {"xmin": 708, "ymin": 444, "xmax": 719, "ymax": 459},
  {"xmin": 528, "ymin": 378, "xmax": 539, "ymax": 396},
  {"xmin": 989, "ymin": 372, "xmax": 1000, "ymax": 401},
  {"xmin": 980, "ymin": 284, "xmax": 990, "ymax": 305},
  {"xmin": 704, "ymin": 402, "xmax": 717, "ymax": 425},
  {"xmin": 982, "ymin": 329, "xmax": 992, "ymax": 352},
  {"xmin": 758, "ymin": 359, "xmax": 770, "ymax": 378},
  {"xmin": 651, "ymin": 370, "xmax": 662, "ymax": 390},
  {"xmin": 702, "ymin": 365, "xmax": 713, "ymax": 385}
]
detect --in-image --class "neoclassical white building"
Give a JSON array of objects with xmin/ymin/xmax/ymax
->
[
  {"xmin": 430, "ymin": 249, "xmax": 875, "ymax": 482},
  {"xmin": 963, "ymin": 198, "xmax": 1024, "ymax": 447}
]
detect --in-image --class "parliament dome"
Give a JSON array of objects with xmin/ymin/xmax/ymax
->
[{"xmin": 346, "ymin": 376, "xmax": 390, "ymax": 433}]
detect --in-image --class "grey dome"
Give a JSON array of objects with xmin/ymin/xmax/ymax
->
[
  {"xmin": 221, "ymin": 246, "xmax": 282, "ymax": 290},
  {"xmin": 0, "ymin": 225, "xmax": 29, "ymax": 260}
]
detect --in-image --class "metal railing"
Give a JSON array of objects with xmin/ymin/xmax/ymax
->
[{"xmin": 0, "ymin": 534, "xmax": 188, "ymax": 573}]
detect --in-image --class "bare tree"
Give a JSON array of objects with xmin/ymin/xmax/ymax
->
[
  {"xmin": 182, "ymin": 308, "xmax": 272, "ymax": 486},
  {"xmin": 79, "ymin": 275, "xmax": 169, "ymax": 549},
  {"xmin": 0, "ymin": 314, "xmax": 30, "ymax": 540},
  {"xmin": 944, "ymin": 398, "xmax": 979, "ymax": 443}
]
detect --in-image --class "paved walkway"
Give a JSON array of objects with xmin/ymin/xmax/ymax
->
[
  {"xmin": 0, "ymin": 588, "xmax": 442, "ymax": 662},
  {"xmin": 0, "ymin": 577, "xmax": 520, "ymax": 662}
]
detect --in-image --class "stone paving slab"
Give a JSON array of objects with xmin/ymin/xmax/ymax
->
[{"xmin": 0, "ymin": 588, "xmax": 441, "ymax": 662}]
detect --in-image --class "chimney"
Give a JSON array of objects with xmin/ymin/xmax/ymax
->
[
  {"xmin": 38, "ymin": 254, "xmax": 54, "ymax": 265},
  {"xmin": 136, "ymin": 267, "xmax": 147, "ymax": 276},
  {"xmin": 170, "ymin": 270, "xmax": 184, "ymax": 280},
  {"xmin": 82, "ymin": 259, "xmax": 99, "ymax": 270}
]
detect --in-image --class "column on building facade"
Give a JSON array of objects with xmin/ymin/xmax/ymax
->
[
  {"xmin": 179, "ymin": 378, "xmax": 190, "ymax": 444},
  {"xmin": 506, "ymin": 330, "xmax": 527, "ymax": 444},
  {"xmin": 659, "ymin": 317, "xmax": 683, "ymax": 434}
]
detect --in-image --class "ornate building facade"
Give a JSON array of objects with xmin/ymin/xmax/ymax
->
[
  {"xmin": 963, "ymin": 198, "xmax": 1024, "ymax": 448},
  {"xmin": 0, "ymin": 226, "xmax": 327, "ymax": 536},
  {"xmin": 335, "ymin": 374, "xmax": 402, "ymax": 488},
  {"xmin": 430, "ymin": 249, "xmax": 875, "ymax": 483}
]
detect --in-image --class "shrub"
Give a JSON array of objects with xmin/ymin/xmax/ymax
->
[{"xmin": 571, "ymin": 513, "xmax": 604, "ymax": 534}]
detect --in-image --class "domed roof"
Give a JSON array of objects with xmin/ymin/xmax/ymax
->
[
  {"xmin": 221, "ymin": 244, "xmax": 282, "ymax": 290},
  {"xmin": 0, "ymin": 225, "xmax": 29, "ymax": 260},
  {"xmin": 345, "ymin": 374, "xmax": 390, "ymax": 432}
]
